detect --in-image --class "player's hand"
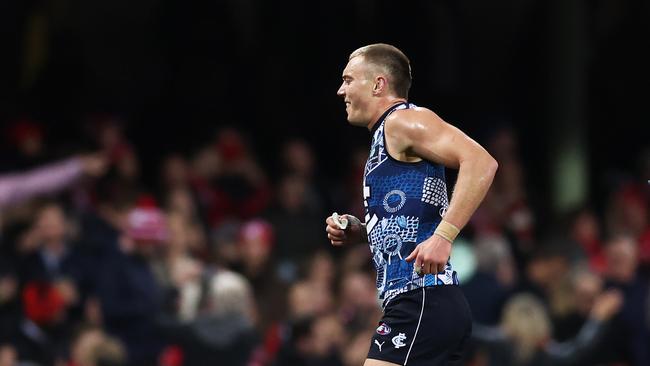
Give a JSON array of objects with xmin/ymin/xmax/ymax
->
[
  {"xmin": 325, "ymin": 214, "xmax": 364, "ymax": 246},
  {"xmin": 405, "ymin": 234, "xmax": 451, "ymax": 275}
]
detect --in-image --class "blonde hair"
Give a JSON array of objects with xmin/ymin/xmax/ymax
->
[
  {"xmin": 207, "ymin": 270, "xmax": 254, "ymax": 318},
  {"xmin": 349, "ymin": 43, "xmax": 412, "ymax": 98},
  {"xmin": 501, "ymin": 293, "xmax": 551, "ymax": 363}
]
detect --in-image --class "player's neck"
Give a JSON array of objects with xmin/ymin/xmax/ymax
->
[{"xmin": 366, "ymin": 98, "xmax": 408, "ymax": 131}]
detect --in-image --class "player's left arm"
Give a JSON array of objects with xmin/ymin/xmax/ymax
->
[{"xmin": 389, "ymin": 108, "xmax": 498, "ymax": 273}]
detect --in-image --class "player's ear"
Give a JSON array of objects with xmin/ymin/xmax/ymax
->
[{"xmin": 373, "ymin": 76, "xmax": 387, "ymax": 95}]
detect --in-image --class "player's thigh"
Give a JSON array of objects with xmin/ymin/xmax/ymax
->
[{"xmin": 364, "ymin": 359, "xmax": 400, "ymax": 366}]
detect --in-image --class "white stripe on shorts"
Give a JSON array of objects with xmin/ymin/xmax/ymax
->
[{"xmin": 404, "ymin": 288, "xmax": 426, "ymax": 365}]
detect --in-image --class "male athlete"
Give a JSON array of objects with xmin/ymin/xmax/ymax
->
[{"xmin": 325, "ymin": 44, "xmax": 498, "ymax": 365}]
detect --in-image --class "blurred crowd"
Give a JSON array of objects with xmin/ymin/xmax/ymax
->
[{"xmin": 0, "ymin": 116, "xmax": 648, "ymax": 366}]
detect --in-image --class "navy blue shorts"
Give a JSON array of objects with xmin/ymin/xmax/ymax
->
[{"xmin": 367, "ymin": 286, "xmax": 472, "ymax": 365}]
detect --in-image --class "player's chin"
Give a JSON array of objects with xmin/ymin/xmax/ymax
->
[{"xmin": 346, "ymin": 115, "xmax": 365, "ymax": 127}]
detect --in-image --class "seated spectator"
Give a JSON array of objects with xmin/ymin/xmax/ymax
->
[
  {"xmin": 602, "ymin": 235, "xmax": 650, "ymax": 366},
  {"xmin": 471, "ymin": 290, "xmax": 622, "ymax": 366},
  {"xmin": 157, "ymin": 269, "xmax": 260, "ymax": 366},
  {"xmin": 552, "ymin": 267, "xmax": 605, "ymax": 342},
  {"xmin": 265, "ymin": 174, "xmax": 328, "ymax": 272},
  {"xmin": 337, "ymin": 271, "xmax": 380, "ymax": 333},
  {"xmin": 201, "ymin": 128, "xmax": 272, "ymax": 229},
  {"xmin": 566, "ymin": 206, "xmax": 607, "ymax": 274},
  {"xmin": 234, "ymin": 219, "xmax": 286, "ymax": 334},
  {"xmin": 461, "ymin": 235, "xmax": 515, "ymax": 325},
  {"xmin": 151, "ymin": 211, "xmax": 203, "ymax": 322},
  {"xmin": 287, "ymin": 280, "xmax": 334, "ymax": 320},
  {"xmin": 92, "ymin": 199, "xmax": 168, "ymax": 366},
  {"xmin": 11, "ymin": 201, "xmax": 92, "ymax": 365},
  {"xmin": 271, "ymin": 314, "xmax": 344, "ymax": 366}
]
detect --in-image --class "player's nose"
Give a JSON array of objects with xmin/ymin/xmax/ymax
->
[{"xmin": 337, "ymin": 83, "xmax": 345, "ymax": 97}]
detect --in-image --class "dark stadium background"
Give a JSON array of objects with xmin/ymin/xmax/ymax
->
[
  {"xmin": 1, "ymin": 1, "xmax": 650, "ymax": 366},
  {"xmin": 2, "ymin": 0, "xmax": 648, "ymax": 221}
]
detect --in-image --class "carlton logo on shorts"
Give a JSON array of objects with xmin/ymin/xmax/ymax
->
[
  {"xmin": 376, "ymin": 322, "xmax": 391, "ymax": 335},
  {"xmin": 392, "ymin": 333, "xmax": 407, "ymax": 348}
]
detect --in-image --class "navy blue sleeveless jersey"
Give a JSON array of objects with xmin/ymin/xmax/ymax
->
[{"xmin": 363, "ymin": 102, "xmax": 459, "ymax": 306}]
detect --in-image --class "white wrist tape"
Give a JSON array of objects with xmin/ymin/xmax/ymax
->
[{"xmin": 332, "ymin": 212, "xmax": 348, "ymax": 230}]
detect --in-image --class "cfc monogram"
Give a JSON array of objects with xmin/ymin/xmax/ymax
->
[{"xmin": 392, "ymin": 333, "xmax": 407, "ymax": 348}]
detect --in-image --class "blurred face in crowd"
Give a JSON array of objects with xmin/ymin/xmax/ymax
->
[
  {"xmin": 10, "ymin": 120, "xmax": 44, "ymax": 157},
  {"xmin": 608, "ymin": 188, "xmax": 648, "ymax": 237},
  {"xmin": 35, "ymin": 204, "xmax": 67, "ymax": 246},
  {"xmin": 501, "ymin": 294, "xmax": 551, "ymax": 359},
  {"xmin": 18, "ymin": 134, "xmax": 43, "ymax": 157},
  {"xmin": 124, "ymin": 207, "xmax": 169, "ymax": 257},
  {"xmin": 192, "ymin": 145, "xmax": 221, "ymax": 180},
  {"xmin": 311, "ymin": 314, "xmax": 345, "ymax": 357},
  {"xmin": 308, "ymin": 251, "xmax": 336, "ymax": 287},
  {"xmin": 279, "ymin": 175, "xmax": 307, "ymax": 212},
  {"xmin": 572, "ymin": 270, "xmax": 603, "ymax": 315},
  {"xmin": 166, "ymin": 188, "xmax": 197, "ymax": 222},
  {"xmin": 289, "ymin": 281, "xmax": 333, "ymax": 318},
  {"xmin": 571, "ymin": 209, "xmax": 600, "ymax": 245},
  {"xmin": 605, "ymin": 236, "xmax": 638, "ymax": 283},
  {"xmin": 116, "ymin": 147, "xmax": 139, "ymax": 180},
  {"xmin": 215, "ymin": 128, "xmax": 248, "ymax": 165},
  {"xmin": 238, "ymin": 221, "xmax": 273, "ymax": 272},
  {"xmin": 283, "ymin": 140, "xmax": 315, "ymax": 177},
  {"xmin": 526, "ymin": 254, "xmax": 568, "ymax": 290},
  {"xmin": 340, "ymin": 271, "xmax": 377, "ymax": 310},
  {"xmin": 97, "ymin": 119, "xmax": 124, "ymax": 151},
  {"xmin": 488, "ymin": 128, "xmax": 518, "ymax": 161},
  {"xmin": 162, "ymin": 154, "xmax": 190, "ymax": 188}
]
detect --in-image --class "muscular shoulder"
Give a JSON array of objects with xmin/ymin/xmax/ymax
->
[{"xmin": 384, "ymin": 106, "xmax": 446, "ymax": 142}]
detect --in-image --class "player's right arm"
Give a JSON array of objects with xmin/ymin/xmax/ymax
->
[{"xmin": 325, "ymin": 214, "xmax": 367, "ymax": 246}]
